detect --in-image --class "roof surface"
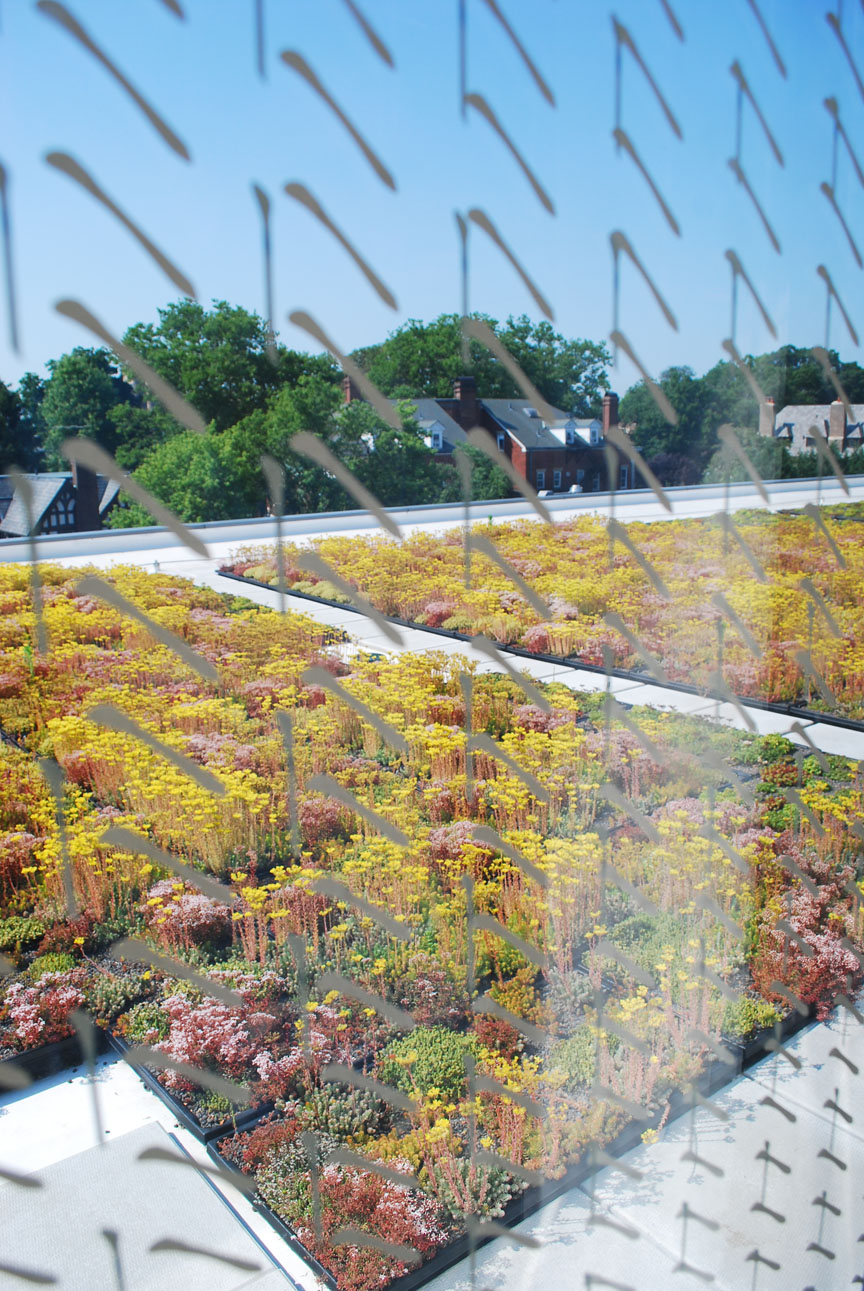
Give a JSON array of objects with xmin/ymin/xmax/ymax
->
[
  {"xmin": 775, "ymin": 403, "xmax": 864, "ymax": 425},
  {"xmin": 482, "ymin": 398, "xmax": 597, "ymax": 449},
  {"xmin": 0, "ymin": 473, "xmax": 119, "ymax": 537},
  {"xmin": 0, "ymin": 474, "xmax": 70, "ymax": 536},
  {"xmin": 404, "ymin": 397, "xmax": 467, "ymax": 448}
]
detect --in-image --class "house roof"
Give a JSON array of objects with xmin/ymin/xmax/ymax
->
[
  {"xmin": 775, "ymin": 403, "xmax": 864, "ymax": 429},
  {"xmin": 98, "ymin": 477, "xmax": 121, "ymax": 512},
  {"xmin": 481, "ymin": 399, "xmax": 597, "ymax": 450},
  {"xmin": 0, "ymin": 473, "xmax": 119, "ymax": 537},
  {"xmin": 394, "ymin": 398, "xmax": 468, "ymax": 451},
  {"xmin": 0, "ymin": 474, "xmax": 71, "ymax": 536}
]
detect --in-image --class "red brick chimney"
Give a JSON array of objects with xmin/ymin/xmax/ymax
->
[
  {"xmin": 602, "ymin": 391, "xmax": 619, "ymax": 436},
  {"xmin": 758, "ymin": 397, "xmax": 775, "ymax": 439},
  {"xmin": 453, "ymin": 375, "xmax": 479, "ymax": 429},
  {"xmin": 342, "ymin": 374, "xmax": 360, "ymax": 404},
  {"xmin": 828, "ymin": 400, "xmax": 846, "ymax": 444}
]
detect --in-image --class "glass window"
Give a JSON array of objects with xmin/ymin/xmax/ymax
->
[
  {"xmin": 619, "ymin": 465, "xmax": 628, "ymax": 489},
  {"xmin": 536, "ymin": 469, "xmax": 546, "ymax": 489},
  {"xmin": 553, "ymin": 470, "xmax": 562, "ymax": 490}
]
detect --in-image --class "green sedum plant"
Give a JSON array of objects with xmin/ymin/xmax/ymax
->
[
  {"xmin": 378, "ymin": 1026, "xmax": 480, "ymax": 1101},
  {"xmin": 120, "ymin": 1000, "xmax": 170, "ymax": 1043},
  {"xmin": 0, "ymin": 916, "xmax": 46, "ymax": 952},
  {"xmin": 27, "ymin": 952, "xmax": 76, "ymax": 980}
]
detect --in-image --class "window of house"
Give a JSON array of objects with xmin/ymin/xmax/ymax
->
[
  {"xmin": 536, "ymin": 469, "xmax": 546, "ymax": 489},
  {"xmin": 431, "ymin": 429, "xmax": 443, "ymax": 451},
  {"xmin": 496, "ymin": 432, "xmax": 506, "ymax": 451},
  {"xmin": 592, "ymin": 473, "xmax": 601, "ymax": 491},
  {"xmin": 619, "ymin": 465, "xmax": 628, "ymax": 489},
  {"xmin": 576, "ymin": 469, "xmax": 585, "ymax": 483},
  {"xmin": 553, "ymin": 469, "xmax": 562, "ymax": 490}
]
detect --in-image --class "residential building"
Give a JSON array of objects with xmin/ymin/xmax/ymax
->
[
  {"xmin": 0, "ymin": 466, "xmax": 119, "ymax": 539},
  {"xmin": 759, "ymin": 397, "xmax": 864, "ymax": 455},
  {"xmin": 342, "ymin": 375, "xmax": 623, "ymax": 492}
]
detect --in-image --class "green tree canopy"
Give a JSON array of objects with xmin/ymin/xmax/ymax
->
[
  {"xmin": 352, "ymin": 313, "xmax": 611, "ymax": 416},
  {"xmin": 619, "ymin": 365, "xmax": 711, "ymax": 466},
  {"xmin": 621, "ymin": 344, "xmax": 864, "ymax": 475},
  {"xmin": 11, "ymin": 373, "xmax": 46, "ymax": 472},
  {"xmin": 0, "ymin": 381, "xmax": 23, "ymax": 471},
  {"xmin": 436, "ymin": 444, "xmax": 511, "ymax": 502},
  {"xmin": 122, "ymin": 299, "xmax": 339, "ymax": 433},
  {"xmin": 702, "ymin": 424, "xmax": 791, "ymax": 484},
  {"xmin": 114, "ymin": 375, "xmax": 450, "ymax": 525},
  {"xmin": 107, "ymin": 431, "xmax": 249, "ymax": 526},
  {"xmin": 109, "ymin": 403, "xmax": 179, "ymax": 471},
  {"xmin": 251, "ymin": 376, "xmax": 446, "ymax": 514},
  {"xmin": 41, "ymin": 347, "xmax": 132, "ymax": 466}
]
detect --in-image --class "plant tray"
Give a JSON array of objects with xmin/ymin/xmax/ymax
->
[
  {"xmin": 0, "ymin": 1028, "xmax": 110, "ymax": 1087},
  {"xmin": 105, "ymin": 1032, "xmax": 272, "ymax": 1143},
  {"xmin": 204, "ymin": 1002, "xmax": 813, "ymax": 1291}
]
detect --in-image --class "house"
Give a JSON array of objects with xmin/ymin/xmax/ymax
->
[
  {"xmin": 342, "ymin": 375, "xmax": 624, "ymax": 492},
  {"xmin": 0, "ymin": 466, "xmax": 119, "ymax": 539},
  {"xmin": 402, "ymin": 398, "xmax": 467, "ymax": 459},
  {"xmin": 759, "ymin": 397, "xmax": 864, "ymax": 456}
]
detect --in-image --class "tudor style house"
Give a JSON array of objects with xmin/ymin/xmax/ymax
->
[
  {"xmin": 342, "ymin": 375, "xmax": 627, "ymax": 493},
  {"xmin": 0, "ymin": 465, "xmax": 119, "ymax": 539},
  {"xmin": 758, "ymin": 397, "xmax": 864, "ymax": 456}
]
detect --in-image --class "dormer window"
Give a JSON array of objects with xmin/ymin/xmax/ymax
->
[
  {"xmin": 497, "ymin": 432, "xmax": 507, "ymax": 451},
  {"xmin": 431, "ymin": 428, "xmax": 443, "ymax": 451}
]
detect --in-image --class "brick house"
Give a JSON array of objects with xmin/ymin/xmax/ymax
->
[{"xmin": 342, "ymin": 375, "xmax": 624, "ymax": 493}]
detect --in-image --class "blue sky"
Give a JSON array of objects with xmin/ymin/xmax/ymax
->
[{"xmin": 1, "ymin": 0, "xmax": 863, "ymax": 399}]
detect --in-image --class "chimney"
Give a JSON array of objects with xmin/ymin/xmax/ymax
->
[
  {"xmin": 828, "ymin": 400, "xmax": 846, "ymax": 444},
  {"xmin": 342, "ymin": 374, "xmax": 360, "ymax": 404},
  {"xmin": 758, "ymin": 397, "xmax": 775, "ymax": 439},
  {"xmin": 71, "ymin": 460, "xmax": 100, "ymax": 532},
  {"xmin": 602, "ymin": 391, "xmax": 619, "ymax": 436},
  {"xmin": 452, "ymin": 375, "xmax": 478, "ymax": 428}
]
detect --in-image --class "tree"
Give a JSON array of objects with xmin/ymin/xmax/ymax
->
[
  {"xmin": 353, "ymin": 313, "xmax": 610, "ymax": 415},
  {"xmin": 620, "ymin": 365, "xmax": 712, "ymax": 467},
  {"xmin": 41, "ymin": 347, "xmax": 132, "ymax": 466},
  {"xmin": 109, "ymin": 403, "xmax": 179, "ymax": 471},
  {"xmin": 122, "ymin": 299, "xmax": 339, "ymax": 433},
  {"xmin": 645, "ymin": 451, "xmax": 700, "ymax": 487},
  {"xmin": 701, "ymin": 424, "xmax": 791, "ymax": 485},
  {"xmin": 621, "ymin": 345, "xmax": 864, "ymax": 478},
  {"xmin": 218, "ymin": 378, "xmax": 451, "ymax": 520},
  {"xmin": 0, "ymin": 381, "xmax": 22, "ymax": 471},
  {"xmin": 496, "ymin": 316, "xmax": 610, "ymax": 415},
  {"xmin": 106, "ymin": 431, "xmax": 249, "ymax": 526},
  {"xmin": 436, "ymin": 444, "xmax": 511, "ymax": 501},
  {"xmin": 327, "ymin": 398, "xmax": 441, "ymax": 508},
  {"xmin": 13, "ymin": 373, "xmax": 46, "ymax": 471}
]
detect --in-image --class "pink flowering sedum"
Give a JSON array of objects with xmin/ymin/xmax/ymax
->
[{"xmin": 4, "ymin": 972, "xmax": 86, "ymax": 1048}]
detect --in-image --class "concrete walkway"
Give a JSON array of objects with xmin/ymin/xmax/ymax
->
[
  {"xmin": 0, "ymin": 1057, "xmax": 311, "ymax": 1291},
  {"xmin": 0, "ymin": 1120, "xmax": 288, "ymax": 1291}
]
